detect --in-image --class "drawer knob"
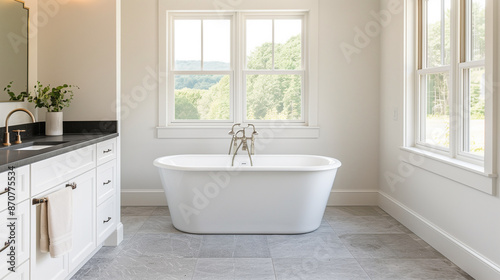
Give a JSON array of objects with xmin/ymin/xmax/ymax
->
[
  {"xmin": 103, "ymin": 217, "xmax": 112, "ymax": 223},
  {"xmin": 103, "ymin": 180, "xmax": 111, "ymax": 185},
  {"xmin": 0, "ymin": 187, "xmax": 9, "ymax": 196},
  {"xmin": 66, "ymin": 183, "xmax": 77, "ymax": 190},
  {"xmin": 0, "ymin": 241, "xmax": 10, "ymax": 253},
  {"xmin": 103, "ymin": 149, "xmax": 112, "ymax": 154}
]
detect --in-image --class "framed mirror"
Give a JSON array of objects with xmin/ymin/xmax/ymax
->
[{"xmin": 0, "ymin": 0, "xmax": 28, "ymax": 102}]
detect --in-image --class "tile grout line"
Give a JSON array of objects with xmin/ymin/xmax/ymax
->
[
  {"xmin": 353, "ymin": 257, "xmax": 374, "ymax": 280},
  {"xmin": 271, "ymin": 258, "xmax": 279, "ymax": 280}
]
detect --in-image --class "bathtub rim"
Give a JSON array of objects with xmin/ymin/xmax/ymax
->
[{"xmin": 153, "ymin": 154, "xmax": 341, "ymax": 172}]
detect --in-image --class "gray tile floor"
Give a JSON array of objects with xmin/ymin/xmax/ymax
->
[{"xmin": 72, "ymin": 206, "xmax": 473, "ymax": 280}]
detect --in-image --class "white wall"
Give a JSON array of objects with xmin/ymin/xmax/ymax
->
[
  {"xmin": 2, "ymin": 0, "xmax": 118, "ymax": 124},
  {"xmin": 379, "ymin": 0, "xmax": 500, "ymax": 278},
  {"xmin": 37, "ymin": 0, "xmax": 117, "ymax": 121},
  {"xmin": 120, "ymin": 0, "xmax": 381, "ymax": 205}
]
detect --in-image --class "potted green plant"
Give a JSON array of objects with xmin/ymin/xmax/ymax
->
[
  {"xmin": 3, "ymin": 81, "xmax": 29, "ymax": 101},
  {"xmin": 29, "ymin": 81, "xmax": 79, "ymax": 136}
]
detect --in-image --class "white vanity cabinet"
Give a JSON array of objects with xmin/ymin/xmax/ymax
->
[
  {"xmin": 30, "ymin": 144, "xmax": 96, "ymax": 280},
  {"xmin": 20, "ymin": 136, "xmax": 119, "ymax": 280},
  {"xmin": 0, "ymin": 136, "xmax": 119, "ymax": 280}
]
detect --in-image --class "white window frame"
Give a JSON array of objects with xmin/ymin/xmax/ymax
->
[
  {"xmin": 241, "ymin": 13, "xmax": 307, "ymax": 124},
  {"xmin": 158, "ymin": 4, "xmax": 319, "ymax": 139},
  {"xmin": 415, "ymin": 0, "xmax": 454, "ymax": 155},
  {"xmin": 167, "ymin": 12, "xmax": 235, "ymax": 125},
  {"xmin": 457, "ymin": 0, "xmax": 486, "ymax": 163},
  {"xmin": 403, "ymin": 0, "xmax": 498, "ymax": 195}
]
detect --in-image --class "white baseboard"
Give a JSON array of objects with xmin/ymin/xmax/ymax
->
[
  {"xmin": 379, "ymin": 191, "xmax": 500, "ymax": 280},
  {"xmin": 327, "ymin": 189, "xmax": 379, "ymax": 206},
  {"xmin": 121, "ymin": 189, "xmax": 167, "ymax": 206},
  {"xmin": 121, "ymin": 189, "xmax": 378, "ymax": 207}
]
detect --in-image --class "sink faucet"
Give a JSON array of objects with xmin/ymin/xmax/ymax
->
[
  {"xmin": 3, "ymin": 108, "xmax": 36, "ymax": 146},
  {"xmin": 228, "ymin": 124, "xmax": 258, "ymax": 166}
]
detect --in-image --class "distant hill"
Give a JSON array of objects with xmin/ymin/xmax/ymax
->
[
  {"xmin": 174, "ymin": 60, "xmax": 229, "ymax": 90},
  {"xmin": 175, "ymin": 60, "xmax": 230, "ymax": 71}
]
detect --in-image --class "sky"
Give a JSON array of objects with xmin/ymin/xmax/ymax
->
[{"xmin": 173, "ymin": 18, "xmax": 301, "ymax": 68}]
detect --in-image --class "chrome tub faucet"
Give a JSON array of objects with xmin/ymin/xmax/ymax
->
[{"xmin": 228, "ymin": 123, "xmax": 258, "ymax": 166}]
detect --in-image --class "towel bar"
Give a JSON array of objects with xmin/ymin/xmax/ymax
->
[
  {"xmin": 32, "ymin": 198, "xmax": 48, "ymax": 205},
  {"xmin": 32, "ymin": 183, "xmax": 77, "ymax": 205},
  {"xmin": 0, "ymin": 241, "xmax": 10, "ymax": 253}
]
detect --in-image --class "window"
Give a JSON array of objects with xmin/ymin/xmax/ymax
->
[
  {"xmin": 402, "ymin": 0, "xmax": 496, "ymax": 194},
  {"xmin": 170, "ymin": 15, "xmax": 233, "ymax": 122},
  {"xmin": 416, "ymin": 0, "xmax": 486, "ymax": 163},
  {"xmin": 460, "ymin": 0, "xmax": 486, "ymax": 157},
  {"xmin": 160, "ymin": 10, "xmax": 317, "ymax": 136},
  {"xmin": 244, "ymin": 16, "xmax": 304, "ymax": 122}
]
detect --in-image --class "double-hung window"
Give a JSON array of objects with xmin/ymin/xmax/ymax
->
[
  {"xmin": 416, "ymin": 0, "xmax": 486, "ymax": 163},
  {"xmin": 169, "ymin": 13, "xmax": 233, "ymax": 122},
  {"xmin": 243, "ymin": 15, "xmax": 305, "ymax": 122},
  {"xmin": 459, "ymin": 0, "xmax": 486, "ymax": 158},
  {"xmin": 159, "ymin": 10, "xmax": 317, "ymax": 138},
  {"xmin": 406, "ymin": 0, "xmax": 496, "ymax": 194}
]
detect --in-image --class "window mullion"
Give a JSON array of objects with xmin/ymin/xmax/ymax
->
[
  {"xmin": 235, "ymin": 12, "xmax": 243, "ymax": 124},
  {"xmin": 459, "ymin": 60, "xmax": 485, "ymax": 69},
  {"xmin": 461, "ymin": 67, "xmax": 470, "ymax": 154},
  {"xmin": 200, "ymin": 19, "xmax": 204, "ymax": 71},
  {"xmin": 272, "ymin": 19, "xmax": 275, "ymax": 70},
  {"xmin": 417, "ymin": 66, "xmax": 451, "ymax": 75},
  {"xmin": 441, "ymin": 0, "xmax": 446, "ymax": 65},
  {"xmin": 449, "ymin": 0, "xmax": 460, "ymax": 159},
  {"xmin": 418, "ymin": 75, "xmax": 426, "ymax": 144}
]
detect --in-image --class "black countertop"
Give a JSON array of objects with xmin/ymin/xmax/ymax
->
[{"xmin": 0, "ymin": 133, "xmax": 118, "ymax": 173}]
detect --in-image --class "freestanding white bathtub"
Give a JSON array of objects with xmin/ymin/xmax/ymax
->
[{"xmin": 153, "ymin": 154, "xmax": 341, "ymax": 234}]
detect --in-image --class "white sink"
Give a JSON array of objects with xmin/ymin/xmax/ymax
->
[
  {"xmin": 16, "ymin": 145, "xmax": 55, "ymax": 151},
  {"xmin": 13, "ymin": 141, "xmax": 68, "ymax": 151}
]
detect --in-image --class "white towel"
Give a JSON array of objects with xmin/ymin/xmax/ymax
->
[
  {"xmin": 45, "ymin": 187, "xmax": 73, "ymax": 258},
  {"xmin": 40, "ymin": 202, "xmax": 49, "ymax": 253}
]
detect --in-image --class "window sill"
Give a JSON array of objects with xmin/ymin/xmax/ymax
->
[
  {"xmin": 400, "ymin": 147, "xmax": 497, "ymax": 195},
  {"xmin": 157, "ymin": 126, "xmax": 320, "ymax": 139}
]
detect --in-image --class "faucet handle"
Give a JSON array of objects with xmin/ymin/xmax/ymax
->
[
  {"xmin": 228, "ymin": 123, "xmax": 241, "ymax": 135},
  {"xmin": 247, "ymin": 124, "xmax": 258, "ymax": 135},
  {"xmin": 13, "ymin": 130, "xmax": 26, "ymax": 144}
]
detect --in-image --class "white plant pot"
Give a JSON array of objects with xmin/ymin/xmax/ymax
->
[{"xmin": 46, "ymin": 112, "xmax": 63, "ymax": 136}]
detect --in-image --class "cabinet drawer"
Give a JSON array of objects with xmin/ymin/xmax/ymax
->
[
  {"xmin": 0, "ymin": 166, "xmax": 30, "ymax": 212},
  {"xmin": 96, "ymin": 160, "xmax": 116, "ymax": 206},
  {"xmin": 1, "ymin": 259, "xmax": 29, "ymax": 280},
  {"xmin": 97, "ymin": 196, "xmax": 116, "ymax": 244},
  {"xmin": 0, "ymin": 200, "xmax": 30, "ymax": 279},
  {"xmin": 96, "ymin": 138, "xmax": 117, "ymax": 165},
  {"xmin": 31, "ymin": 145, "xmax": 96, "ymax": 197}
]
